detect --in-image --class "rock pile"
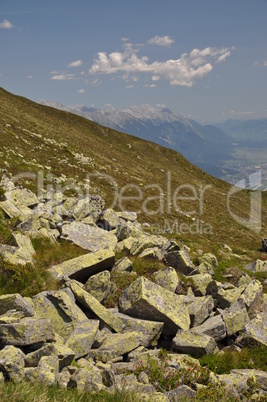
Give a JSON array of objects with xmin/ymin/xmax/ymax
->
[{"xmin": 0, "ymin": 175, "xmax": 266, "ymax": 400}]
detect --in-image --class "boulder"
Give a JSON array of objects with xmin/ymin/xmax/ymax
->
[
  {"xmin": 32, "ymin": 355, "xmax": 59, "ymax": 386},
  {"xmin": 1, "ymin": 233, "xmax": 35, "ymax": 265},
  {"xmin": 191, "ymin": 314, "xmax": 227, "ymax": 341},
  {"xmin": 98, "ymin": 208, "xmax": 120, "ymax": 231},
  {"xmin": 0, "ymin": 345, "xmax": 25, "ymax": 383},
  {"xmin": 66, "ymin": 279, "xmax": 125, "ymax": 333},
  {"xmin": 150, "ymin": 267, "xmax": 179, "ymax": 293},
  {"xmin": 172, "ymin": 330, "xmax": 218, "ymax": 357},
  {"xmin": 4, "ymin": 187, "xmax": 38, "ymax": 208},
  {"xmin": 138, "ymin": 247, "xmax": 165, "ymax": 261},
  {"xmin": 0, "ymin": 199, "xmax": 32, "ymax": 220},
  {"xmin": 69, "ymin": 367, "xmax": 106, "ymax": 393},
  {"xmin": 119, "ymin": 276, "xmax": 190, "ymax": 336},
  {"xmin": 239, "ymin": 279, "xmax": 263, "ymax": 317},
  {"xmin": 0, "ymin": 293, "xmax": 34, "ymax": 318},
  {"xmin": 239, "ymin": 313, "xmax": 267, "ymax": 347},
  {"xmin": 189, "ymin": 273, "xmax": 213, "ymax": 296},
  {"xmin": 166, "ymin": 385, "xmax": 197, "ymax": 401},
  {"xmin": 116, "ymin": 211, "xmax": 137, "ymax": 222},
  {"xmin": 130, "ymin": 234, "xmax": 167, "ymax": 256},
  {"xmin": 65, "ymin": 321, "xmax": 99, "ymax": 359},
  {"xmin": 113, "ymin": 311, "xmax": 164, "ymax": 347},
  {"xmin": 215, "ymin": 283, "xmax": 245, "ymax": 309},
  {"xmin": 112, "ymin": 257, "xmax": 133, "ymax": 273},
  {"xmin": 72, "ymin": 194, "xmax": 105, "ymax": 222},
  {"xmin": 115, "ymin": 237, "xmax": 136, "ymax": 255},
  {"xmin": 245, "ymin": 259, "xmax": 267, "ymax": 273},
  {"xmin": 94, "ymin": 331, "xmax": 147, "ymax": 363},
  {"xmin": 181, "ymin": 295, "xmax": 214, "ymax": 327},
  {"xmin": 61, "ymin": 221, "xmax": 118, "ymax": 252},
  {"xmin": 165, "ymin": 247, "xmax": 195, "ymax": 276},
  {"xmin": 0, "ymin": 318, "xmax": 55, "ymax": 346},
  {"xmin": 84, "ymin": 270, "xmax": 111, "ymax": 302},
  {"xmin": 220, "ymin": 300, "xmax": 250, "ymax": 336},
  {"xmin": 25, "ymin": 344, "xmax": 56, "ymax": 367},
  {"xmin": 48, "ymin": 247, "xmax": 115, "ymax": 282}
]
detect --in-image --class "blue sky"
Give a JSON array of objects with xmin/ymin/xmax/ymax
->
[{"xmin": 1, "ymin": 0, "xmax": 267, "ymax": 123}]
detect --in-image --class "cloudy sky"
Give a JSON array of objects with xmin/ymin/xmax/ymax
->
[{"xmin": 1, "ymin": 0, "xmax": 267, "ymax": 122}]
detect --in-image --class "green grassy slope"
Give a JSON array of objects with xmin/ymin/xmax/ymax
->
[{"xmin": 0, "ymin": 87, "xmax": 266, "ymax": 259}]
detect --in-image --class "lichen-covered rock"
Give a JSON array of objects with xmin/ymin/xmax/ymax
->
[
  {"xmin": 239, "ymin": 279, "xmax": 263, "ymax": 318},
  {"xmin": 94, "ymin": 331, "xmax": 147, "ymax": 363},
  {"xmin": 69, "ymin": 367, "xmax": 106, "ymax": 393},
  {"xmin": 113, "ymin": 311, "xmax": 164, "ymax": 347},
  {"xmin": 1, "ymin": 233, "xmax": 35, "ymax": 265},
  {"xmin": 150, "ymin": 267, "xmax": 179, "ymax": 293},
  {"xmin": 0, "ymin": 317, "xmax": 55, "ymax": 346},
  {"xmin": 138, "ymin": 247, "xmax": 165, "ymax": 261},
  {"xmin": 72, "ymin": 194, "xmax": 105, "ymax": 222},
  {"xmin": 33, "ymin": 288, "xmax": 90, "ymax": 340},
  {"xmin": 25, "ymin": 344, "xmax": 56, "ymax": 367},
  {"xmin": 239, "ymin": 313, "xmax": 267, "ymax": 347},
  {"xmin": 215, "ymin": 283, "xmax": 245, "ymax": 309},
  {"xmin": 218, "ymin": 369, "xmax": 267, "ymax": 396},
  {"xmin": 119, "ymin": 276, "xmax": 190, "ymax": 336},
  {"xmin": 116, "ymin": 211, "xmax": 137, "ymax": 222},
  {"xmin": 181, "ymin": 295, "xmax": 214, "ymax": 327},
  {"xmin": 172, "ymin": 330, "xmax": 218, "ymax": 357},
  {"xmin": 61, "ymin": 221, "xmax": 118, "ymax": 252},
  {"xmin": 166, "ymin": 384, "xmax": 197, "ymax": 401},
  {"xmin": 245, "ymin": 259, "xmax": 267, "ymax": 273},
  {"xmin": 165, "ymin": 247, "xmax": 195, "ymax": 276},
  {"xmin": 48, "ymin": 247, "xmax": 115, "ymax": 282},
  {"xmin": 198, "ymin": 253, "xmax": 218, "ymax": 268},
  {"xmin": 189, "ymin": 273, "xmax": 213, "ymax": 296},
  {"xmin": 4, "ymin": 187, "xmax": 38, "ymax": 208},
  {"xmin": 0, "ymin": 293, "xmax": 34, "ymax": 318},
  {"xmin": 65, "ymin": 320, "xmax": 99, "ymax": 358},
  {"xmin": 220, "ymin": 300, "xmax": 250, "ymax": 336},
  {"xmin": 53, "ymin": 335, "xmax": 76, "ymax": 369},
  {"xmin": 99, "ymin": 208, "xmax": 120, "ymax": 231},
  {"xmin": 191, "ymin": 314, "xmax": 227, "ymax": 341},
  {"xmin": 36, "ymin": 355, "xmax": 59, "ymax": 386},
  {"xmin": 84, "ymin": 270, "xmax": 111, "ymax": 302},
  {"xmin": 115, "ymin": 237, "xmax": 136, "ymax": 255},
  {"xmin": 0, "ymin": 345, "xmax": 25, "ymax": 383},
  {"xmin": 130, "ymin": 234, "xmax": 167, "ymax": 256},
  {"xmin": 112, "ymin": 257, "xmax": 133, "ymax": 273},
  {"xmin": 66, "ymin": 279, "xmax": 125, "ymax": 333}
]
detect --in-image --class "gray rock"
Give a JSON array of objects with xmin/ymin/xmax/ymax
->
[
  {"xmin": 112, "ymin": 257, "xmax": 133, "ymax": 273},
  {"xmin": 0, "ymin": 318, "xmax": 55, "ymax": 346},
  {"xmin": 239, "ymin": 279, "xmax": 263, "ymax": 318},
  {"xmin": 84, "ymin": 270, "xmax": 111, "ymax": 302},
  {"xmin": 181, "ymin": 295, "xmax": 214, "ymax": 327},
  {"xmin": 99, "ymin": 208, "xmax": 120, "ymax": 231},
  {"xmin": 245, "ymin": 259, "xmax": 267, "ymax": 273},
  {"xmin": 25, "ymin": 344, "xmax": 56, "ymax": 367},
  {"xmin": 116, "ymin": 211, "xmax": 137, "ymax": 222},
  {"xmin": 172, "ymin": 330, "xmax": 218, "ymax": 357},
  {"xmin": 66, "ymin": 279, "xmax": 125, "ymax": 333},
  {"xmin": 191, "ymin": 314, "xmax": 227, "ymax": 341},
  {"xmin": 239, "ymin": 313, "xmax": 267, "ymax": 347},
  {"xmin": 150, "ymin": 267, "xmax": 179, "ymax": 293},
  {"xmin": 0, "ymin": 345, "xmax": 25, "ymax": 383},
  {"xmin": 167, "ymin": 384, "xmax": 196, "ymax": 401},
  {"xmin": 220, "ymin": 300, "xmax": 250, "ymax": 336},
  {"xmin": 61, "ymin": 221, "xmax": 118, "ymax": 252},
  {"xmin": 48, "ymin": 247, "xmax": 115, "ymax": 282},
  {"xmin": 0, "ymin": 293, "xmax": 34, "ymax": 318},
  {"xmin": 119, "ymin": 276, "xmax": 190, "ymax": 336},
  {"xmin": 165, "ymin": 247, "xmax": 195, "ymax": 275},
  {"xmin": 189, "ymin": 273, "xmax": 213, "ymax": 296}
]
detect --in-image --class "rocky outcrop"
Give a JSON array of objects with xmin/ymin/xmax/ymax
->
[{"xmin": 0, "ymin": 176, "xmax": 266, "ymax": 400}]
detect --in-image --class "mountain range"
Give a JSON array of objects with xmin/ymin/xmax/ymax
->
[{"xmin": 39, "ymin": 101, "xmax": 267, "ymax": 184}]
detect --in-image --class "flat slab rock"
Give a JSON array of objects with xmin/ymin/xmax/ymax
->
[
  {"xmin": 172, "ymin": 330, "xmax": 218, "ymax": 357},
  {"xmin": 119, "ymin": 276, "xmax": 190, "ymax": 336},
  {"xmin": 61, "ymin": 221, "xmax": 118, "ymax": 252},
  {"xmin": 0, "ymin": 317, "xmax": 55, "ymax": 346},
  {"xmin": 48, "ymin": 247, "xmax": 115, "ymax": 282}
]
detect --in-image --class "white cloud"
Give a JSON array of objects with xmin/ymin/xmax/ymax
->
[
  {"xmin": 0, "ymin": 19, "xmax": 14, "ymax": 29},
  {"xmin": 121, "ymin": 37, "xmax": 129, "ymax": 42},
  {"xmin": 147, "ymin": 35, "xmax": 174, "ymax": 47},
  {"xmin": 125, "ymin": 84, "xmax": 134, "ymax": 89},
  {"xmin": 68, "ymin": 60, "xmax": 83, "ymax": 68},
  {"xmin": 78, "ymin": 89, "xmax": 85, "ymax": 93},
  {"xmin": 229, "ymin": 109, "xmax": 256, "ymax": 117},
  {"xmin": 144, "ymin": 84, "xmax": 157, "ymax": 88},
  {"xmin": 51, "ymin": 73, "xmax": 78, "ymax": 80},
  {"xmin": 264, "ymin": 61, "xmax": 267, "ymax": 67},
  {"xmin": 27, "ymin": 75, "xmax": 33, "ymax": 79},
  {"xmin": 89, "ymin": 43, "xmax": 232, "ymax": 87}
]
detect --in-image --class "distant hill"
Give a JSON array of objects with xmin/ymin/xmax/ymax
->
[
  {"xmin": 40, "ymin": 101, "xmax": 235, "ymax": 179},
  {"xmin": 0, "ymin": 87, "xmax": 266, "ymax": 253}
]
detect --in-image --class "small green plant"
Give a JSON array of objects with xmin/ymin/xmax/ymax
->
[
  {"xmin": 134, "ymin": 351, "xmax": 210, "ymax": 392},
  {"xmin": 199, "ymin": 346, "xmax": 267, "ymax": 374}
]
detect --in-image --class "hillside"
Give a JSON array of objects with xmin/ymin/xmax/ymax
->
[
  {"xmin": 0, "ymin": 87, "xmax": 266, "ymax": 257},
  {"xmin": 40, "ymin": 100, "xmax": 235, "ymax": 179}
]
